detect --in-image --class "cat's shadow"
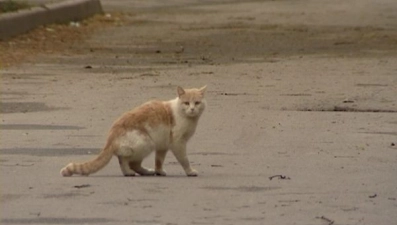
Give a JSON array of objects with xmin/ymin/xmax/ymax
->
[{"xmin": 83, "ymin": 174, "xmax": 195, "ymax": 179}]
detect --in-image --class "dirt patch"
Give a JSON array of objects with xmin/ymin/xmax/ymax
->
[
  {"xmin": 69, "ymin": 13, "xmax": 397, "ymax": 69},
  {"xmin": 0, "ymin": 102, "xmax": 61, "ymax": 113},
  {"xmin": 1, "ymin": 217, "xmax": 115, "ymax": 224},
  {"xmin": 0, "ymin": 147, "xmax": 98, "ymax": 156},
  {"xmin": 0, "ymin": 13, "xmax": 125, "ymax": 67},
  {"xmin": 171, "ymin": 24, "xmax": 397, "ymax": 62},
  {"xmin": 299, "ymin": 106, "xmax": 397, "ymax": 113}
]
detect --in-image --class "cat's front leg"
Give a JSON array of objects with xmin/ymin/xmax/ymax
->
[
  {"xmin": 171, "ymin": 143, "xmax": 198, "ymax": 176},
  {"xmin": 155, "ymin": 150, "xmax": 168, "ymax": 176}
]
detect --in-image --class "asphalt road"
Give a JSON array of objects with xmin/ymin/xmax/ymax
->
[{"xmin": 1, "ymin": 0, "xmax": 397, "ymax": 224}]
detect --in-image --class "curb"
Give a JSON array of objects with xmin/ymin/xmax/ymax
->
[{"xmin": 0, "ymin": 0, "xmax": 103, "ymax": 40}]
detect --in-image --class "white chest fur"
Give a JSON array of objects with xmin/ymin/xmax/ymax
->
[{"xmin": 169, "ymin": 98, "xmax": 199, "ymax": 143}]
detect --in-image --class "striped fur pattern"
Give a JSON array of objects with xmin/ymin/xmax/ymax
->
[{"xmin": 60, "ymin": 86, "xmax": 207, "ymax": 177}]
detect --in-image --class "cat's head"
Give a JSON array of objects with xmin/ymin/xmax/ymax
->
[{"xmin": 177, "ymin": 86, "xmax": 207, "ymax": 118}]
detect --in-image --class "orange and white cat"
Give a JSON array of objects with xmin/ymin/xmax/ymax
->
[{"xmin": 61, "ymin": 86, "xmax": 207, "ymax": 177}]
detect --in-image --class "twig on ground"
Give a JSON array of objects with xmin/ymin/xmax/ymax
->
[
  {"xmin": 74, "ymin": 184, "xmax": 91, "ymax": 189},
  {"xmin": 316, "ymin": 216, "xmax": 334, "ymax": 225},
  {"xmin": 269, "ymin": 175, "xmax": 291, "ymax": 180},
  {"xmin": 369, "ymin": 193, "xmax": 377, "ymax": 198}
]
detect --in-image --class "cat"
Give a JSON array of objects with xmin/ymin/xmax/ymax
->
[{"xmin": 60, "ymin": 86, "xmax": 207, "ymax": 177}]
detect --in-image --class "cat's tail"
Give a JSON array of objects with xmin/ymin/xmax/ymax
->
[{"xmin": 60, "ymin": 142, "xmax": 116, "ymax": 177}]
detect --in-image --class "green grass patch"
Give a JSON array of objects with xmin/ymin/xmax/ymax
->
[{"xmin": 0, "ymin": 0, "xmax": 31, "ymax": 13}]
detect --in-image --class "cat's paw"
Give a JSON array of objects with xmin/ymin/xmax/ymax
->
[
  {"xmin": 186, "ymin": 169, "xmax": 198, "ymax": 177},
  {"xmin": 140, "ymin": 168, "xmax": 156, "ymax": 176},
  {"xmin": 155, "ymin": 169, "xmax": 167, "ymax": 176}
]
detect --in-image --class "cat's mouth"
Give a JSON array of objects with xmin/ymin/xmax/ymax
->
[{"xmin": 186, "ymin": 110, "xmax": 200, "ymax": 117}]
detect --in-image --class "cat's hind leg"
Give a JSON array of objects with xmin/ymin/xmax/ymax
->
[
  {"xmin": 118, "ymin": 130, "xmax": 156, "ymax": 176},
  {"xmin": 117, "ymin": 130, "xmax": 155, "ymax": 176},
  {"xmin": 129, "ymin": 161, "xmax": 155, "ymax": 176},
  {"xmin": 118, "ymin": 156, "xmax": 136, "ymax": 176}
]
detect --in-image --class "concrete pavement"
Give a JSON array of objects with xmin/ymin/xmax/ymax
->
[{"xmin": 1, "ymin": 0, "xmax": 397, "ymax": 224}]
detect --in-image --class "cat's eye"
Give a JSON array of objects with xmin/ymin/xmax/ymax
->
[
  {"xmin": 194, "ymin": 101, "xmax": 201, "ymax": 105},
  {"xmin": 183, "ymin": 102, "xmax": 190, "ymax": 106}
]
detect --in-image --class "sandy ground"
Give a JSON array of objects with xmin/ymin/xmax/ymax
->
[{"xmin": 1, "ymin": 0, "xmax": 397, "ymax": 224}]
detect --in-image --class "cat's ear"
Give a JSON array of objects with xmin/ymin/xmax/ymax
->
[
  {"xmin": 199, "ymin": 85, "xmax": 207, "ymax": 95},
  {"xmin": 177, "ymin": 86, "xmax": 185, "ymax": 97}
]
